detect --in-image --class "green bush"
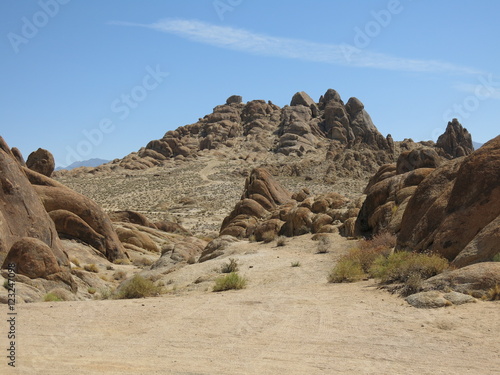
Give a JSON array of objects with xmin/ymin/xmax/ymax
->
[
  {"xmin": 369, "ymin": 251, "xmax": 449, "ymax": 284},
  {"xmin": 493, "ymin": 253, "xmax": 500, "ymax": 262},
  {"xmin": 213, "ymin": 272, "xmax": 247, "ymax": 292},
  {"xmin": 43, "ymin": 293, "xmax": 62, "ymax": 302},
  {"xmin": 115, "ymin": 275, "xmax": 162, "ymax": 299},
  {"xmin": 328, "ymin": 259, "xmax": 366, "ymax": 283},
  {"xmin": 291, "ymin": 261, "xmax": 301, "ymax": 267}
]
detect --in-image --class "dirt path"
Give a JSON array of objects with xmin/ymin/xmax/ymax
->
[
  {"xmin": 199, "ymin": 160, "xmax": 222, "ymax": 186},
  {"xmin": 4, "ymin": 235, "xmax": 500, "ymax": 374}
]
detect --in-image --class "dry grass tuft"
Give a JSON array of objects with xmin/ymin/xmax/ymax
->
[
  {"xmin": 482, "ymin": 285, "xmax": 500, "ymax": 301},
  {"xmin": 213, "ymin": 272, "xmax": 247, "ymax": 292},
  {"xmin": 84, "ymin": 264, "xmax": 99, "ymax": 273},
  {"xmin": 115, "ymin": 275, "xmax": 162, "ymax": 299},
  {"xmin": 317, "ymin": 236, "xmax": 332, "ymax": 254},
  {"xmin": 276, "ymin": 235, "xmax": 288, "ymax": 247},
  {"xmin": 328, "ymin": 259, "xmax": 365, "ymax": 283}
]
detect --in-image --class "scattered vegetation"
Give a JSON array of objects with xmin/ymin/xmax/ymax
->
[
  {"xmin": 114, "ymin": 275, "xmax": 163, "ymax": 299},
  {"xmin": 369, "ymin": 251, "xmax": 449, "ymax": 284},
  {"xmin": 482, "ymin": 285, "xmax": 500, "ymax": 301},
  {"xmin": 360, "ymin": 232, "xmax": 397, "ymax": 251},
  {"xmin": 220, "ymin": 258, "xmax": 239, "ymax": 273},
  {"xmin": 493, "ymin": 253, "xmax": 500, "ymax": 262},
  {"xmin": 114, "ymin": 258, "xmax": 131, "ymax": 265},
  {"xmin": 132, "ymin": 257, "xmax": 154, "ymax": 268},
  {"xmin": 87, "ymin": 287, "xmax": 97, "ymax": 295},
  {"xmin": 43, "ymin": 293, "xmax": 63, "ymax": 302},
  {"xmin": 328, "ymin": 259, "xmax": 365, "ymax": 283},
  {"xmin": 317, "ymin": 236, "xmax": 332, "ymax": 254},
  {"xmin": 99, "ymin": 288, "xmax": 113, "ymax": 300},
  {"xmin": 328, "ymin": 232, "xmax": 448, "ymax": 294},
  {"xmin": 276, "ymin": 235, "xmax": 288, "ymax": 247},
  {"xmin": 261, "ymin": 231, "xmax": 277, "ymax": 243},
  {"xmin": 291, "ymin": 261, "xmax": 301, "ymax": 267},
  {"xmin": 84, "ymin": 263, "xmax": 99, "ymax": 273},
  {"xmin": 70, "ymin": 257, "xmax": 80, "ymax": 267},
  {"xmin": 213, "ymin": 272, "xmax": 247, "ymax": 292}
]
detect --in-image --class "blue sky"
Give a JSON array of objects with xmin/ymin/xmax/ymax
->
[{"xmin": 1, "ymin": 0, "xmax": 499, "ymax": 167}]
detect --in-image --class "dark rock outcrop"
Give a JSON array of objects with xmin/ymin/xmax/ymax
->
[
  {"xmin": 436, "ymin": 118, "xmax": 474, "ymax": 159},
  {"xmin": 26, "ymin": 148, "xmax": 55, "ymax": 177}
]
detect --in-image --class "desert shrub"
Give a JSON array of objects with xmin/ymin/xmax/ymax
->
[
  {"xmin": 493, "ymin": 253, "xmax": 500, "ymax": 262},
  {"xmin": 291, "ymin": 261, "xmax": 301, "ymax": 267},
  {"xmin": 359, "ymin": 232, "xmax": 397, "ymax": 252},
  {"xmin": 482, "ymin": 285, "xmax": 500, "ymax": 301},
  {"xmin": 43, "ymin": 293, "xmax": 62, "ymax": 302},
  {"xmin": 276, "ymin": 235, "xmax": 288, "ymax": 247},
  {"xmin": 328, "ymin": 259, "xmax": 366, "ymax": 283},
  {"xmin": 88, "ymin": 287, "xmax": 97, "ymax": 295},
  {"xmin": 369, "ymin": 252, "xmax": 449, "ymax": 284},
  {"xmin": 317, "ymin": 236, "xmax": 332, "ymax": 253},
  {"xmin": 399, "ymin": 273, "xmax": 424, "ymax": 297},
  {"xmin": 221, "ymin": 258, "xmax": 239, "ymax": 273},
  {"xmin": 187, "ymin": 256, "xmax": 196, "ymax": 264},
  {"xmin": 133, "ymin": 257, "xmax": 154, "ymax": 267},
  {"xmin": 261, "ymin": 231, "xmax": 277, "ymax": 243},
  {"xmin": 213, "ymin": 272, "xmax": 247, "ymax": 292},
  {"xmin": 344, "ymin": 246, "xmax": 391, "ymax": 273},
  {"xmin": 99, "ymin": 288, "xmax": 112, "ymax": 300},
  {"xmin": 114, "ymin": 275, "xmax": 162, "ymax": 299},
  {"xmin": 70, "ymin": 257, "xmax": 81, "ymax": 267},
  {"xmin": 114, "ymin": 258, "xmax": 131, "ymax": 265},
  {"xmin": 84, "ymin": 264, "xmax": 99, "ymax": 273}
]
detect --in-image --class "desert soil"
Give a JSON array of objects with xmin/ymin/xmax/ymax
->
[{"xmin": 4, "ymin": 234, "xmax": 499, "ymax": 375}]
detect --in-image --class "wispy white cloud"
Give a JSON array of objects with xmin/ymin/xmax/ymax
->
[
  {"xmin": 453, "ymin": 82, "xmax": 500, "ymax": 100},
  {"xmin": 111, "ymin": 19, "xmax": 483, "ymax": 75}
]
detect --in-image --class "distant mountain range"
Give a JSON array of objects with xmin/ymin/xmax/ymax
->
[
  {"xmin": 473, "ymin": 141, "xmax": 484, "ymax": 150},
  {"xmin": 56, "ymin": 158, "xmax": 109, "ymax": 171}
]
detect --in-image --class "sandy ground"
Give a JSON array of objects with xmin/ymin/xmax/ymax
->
[{"xmin": 3, "ymin": 234, "xmax": 499, "ymax": 375}]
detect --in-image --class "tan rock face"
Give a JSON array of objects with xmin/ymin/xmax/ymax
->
[
  {"xmin": 0, "ymin": 137, "xmax": 74, "ymax": 288},
  {"xmin": 34, "ymin": 183, "xmax": 127, "ymax": 261},
  {"xmin": 397, "ymin": 136, "xmax": 500, "ymax": 266},
  {"xmin": 3, "ymin": 238, "xmax": 61, "ymax": 279}
]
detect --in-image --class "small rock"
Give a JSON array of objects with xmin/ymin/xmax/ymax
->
[
  {"xmin": 443, "ymin": 291, "xmax": 476, "ymax": 305},
  {"xmin": 406, "ymin": 291, "xmax": 452, "ymax": 308}
]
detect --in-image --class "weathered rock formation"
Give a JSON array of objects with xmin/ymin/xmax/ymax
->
[
  {"xmin": 26, "ymin": 147, "xmax": 55, "ymax": 177},
  {"xmin": 0, "ymin": 137, "xmax": 75, "ymax": 289},
  {"xmin": 436, "ymin": 118, "xmax": 474, "ymax": 159},
  {"xmin": 64, "ymin": 89, "xmax": 397, "ymax": 179},
  {"xmin": 209, "ymin": 167, "xmax": 355, "ymax": 261},
  {"xmin": 397, "ymin": 135, "xmax": 500, "ymax": 267},
  {"xmin": 27, "ymin": 172, "xmax": 127, "ymax": 262}
]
